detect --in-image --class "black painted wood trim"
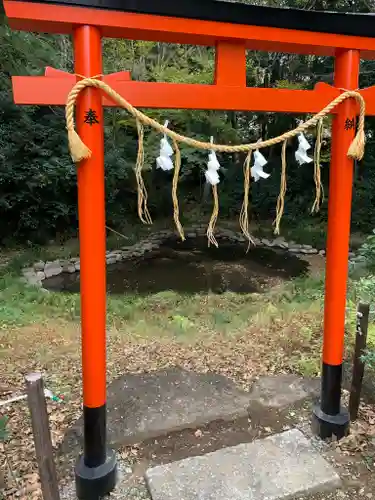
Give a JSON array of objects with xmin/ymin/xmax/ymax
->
[{"xmin": 10, "ymin": 0, "xmax": 375, "ymax": 39}]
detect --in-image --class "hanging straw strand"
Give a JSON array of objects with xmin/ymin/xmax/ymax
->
[
  {"xmin": 273, "ymin": 140, "xmax": 288, "ymax": 235},
  {"xmin": 239, "ymin": 151, "xmax": 255, "ymax": 250},
  {"xmin": 207, "ymin": 184, "xmax": 219, "ymax": 248},
  {"xmin": 171, "ymin": 140, "xmax": 185, "ymax": 241},
  {"xmin": 135, "ymin": 120, "xmax": 152, "ymax": 224},
  {"xmin": 311, "ymin": 118, "xmax": 324, "ymax": 214}
]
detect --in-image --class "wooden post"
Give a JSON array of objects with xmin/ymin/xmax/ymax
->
[
  {"xmin": 349, "ymin": 302, "xmax": 370, "ymax": 421},
  {"xmin": 25, "ymin": 372, "xmax": 60, "ymax": 500}
]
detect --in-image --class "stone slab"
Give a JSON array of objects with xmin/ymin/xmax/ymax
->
[
  {"xmin": 248, "ymin": 374, "xmax": 320, "ymax": 409},
  {"xmin": 145, "ymin": 429, "xmax": 341, "ymax": 500},
  {"xmin": 104, "ymin": 368, "xmax": 252, "ymax": 446},
  {"xmin": 61, "ymin": 372, "xmax": 322, "ymax": 453}
]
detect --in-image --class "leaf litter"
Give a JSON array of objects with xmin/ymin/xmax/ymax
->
[{"xmin": 0, "ymin": 309, "xmax": 375, "ymax": 499}]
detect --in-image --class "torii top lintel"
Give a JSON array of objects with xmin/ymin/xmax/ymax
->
[
  {"xmin": 6, "ymin": 0, "xmax": 375, "ymax": 114},
  {"xmin": 5, "ymin": 0, "xmax": 375, "ymax": 58}
]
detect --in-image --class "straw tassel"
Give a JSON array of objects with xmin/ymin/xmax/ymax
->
[
  {"xmin": 67, "ymin": 128, "xmax": 92, "ymax": 163},
  {"xmin": 348, "ymin": 128, "xmax": 365, "ymax": 161}
]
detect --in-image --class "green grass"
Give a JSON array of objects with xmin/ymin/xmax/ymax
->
[
  {"xmin": 0, "ymin": 239, "xmax": 331, "ymax": 383},
  {"xmin": 0, "ymin": 257, "xmax": 325, "ymax": 333},
  {"xmin": 254, "ymin": 219, "xmax": 328, "ymax": 248}
]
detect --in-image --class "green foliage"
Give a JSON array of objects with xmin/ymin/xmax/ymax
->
[
  {"xmin": 0, "ymin": 98, "xmax": 77, "ymax": 242},
  {"xmin": 284, "ymin": 275, "xmax": 325, "ymax": 303},
  {"xmin": 348, "ymin": 232, "xmax": 375, "ymax": 367},
  {"xmin": 350, "ymin": 230, "xmax": 375, "ymax": 275},
  {"xmin": 362, "ymin": 348, "xmax": 375, "ymax": 370}
]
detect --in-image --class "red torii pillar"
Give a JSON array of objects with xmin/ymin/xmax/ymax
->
[
  {"xmin": 5, "ymin": 1, "xmax": 375, "ymax": 497},
  {"xmin": 313, "ymin": 49, "xmax": 360, "ymax": 438},
  {"xmin": 72, "ymin": 26, "xmax": 117, "ymax": 497}
]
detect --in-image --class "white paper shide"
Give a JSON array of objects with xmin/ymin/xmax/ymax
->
[{"xmin": 156, "ymin": 120, "xmax": 174, "ymax": 171}]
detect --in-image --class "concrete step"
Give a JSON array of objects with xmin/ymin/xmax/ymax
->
[{"xmin": 145, "ymin": 429, "xmax": 341, "ymax": 500}]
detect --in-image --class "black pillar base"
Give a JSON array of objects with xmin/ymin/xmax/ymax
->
[
  {"xmin": 312, "ymin": 404, "xmax": 350, "ymax": 440},
  {"xmin": 75, "ymin": 449, "xmax": 117, "ymax": 500}
]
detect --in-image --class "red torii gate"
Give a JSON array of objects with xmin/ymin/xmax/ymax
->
[{"xmin": 5, "ymin": 0, "xmax": 375, "ymax": 497}]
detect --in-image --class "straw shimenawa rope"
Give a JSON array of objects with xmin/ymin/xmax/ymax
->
[
  {"xmin": 66, "ymin": 78, "xmax": 365, "ymax": 159},
  {"xmin": 65, "ymin": 77, "xmax": 366, "ymax": 242}
]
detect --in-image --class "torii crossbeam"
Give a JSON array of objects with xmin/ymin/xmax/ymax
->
[{"xmin": 5, "ymin": 0, "xmax": 375, "ymax": 497}]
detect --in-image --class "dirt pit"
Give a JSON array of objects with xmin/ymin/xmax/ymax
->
[{"xmin": 43, "ymin": 237, "xmax": 309, "ymax": 295}]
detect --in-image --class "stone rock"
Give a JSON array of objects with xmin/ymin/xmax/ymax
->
[
  {"xmin": 44, "ymin": 261, "xmax": 63, "ymax": 278},
  {"xmin": 22, "ymin": 268, "xmax": 43, "ymax": 287},
  {"xmin": 302, "ymin": 244, "xmax": 313, "ymax": 250},
  {"xmin": 145, "ymin": 429, "xmax": 341, "ymax": 500},
  {"xmin": 186, "ymin": 232, "xmax": 197, "ymax": 238},
  {"xmin": 301, "ymin": 248, "xmax": 318, "ymax": 255},
  {"xmin": 33, "ymin": 261, "xmax": 45, "ymax": 272},
  {"xmin": 141, "ymin": 243, "xmax": 155, "ymax": 251},
  {"xmin": 319, "ymin": 250, "xmax": 326, "ymax": 256},
  {"xmin": 106, "ymin": 257, "xmax": 117, "ymax": 265},
  {"xmin": 22, "ymin": 267, "xmax": 34, "ymax": 275},
  {"xmin": 74, "ymin": 262, "xmax": 80, "ymax": 271},
  {"xmin": 62, "ymin": 263, "xmax": 76, "ymax": 274},
  {"xmin": 70, "ymin": 257, "xmax": 80, "ymax": 264},
  {"xmin": 261, "ymin": 238, "xmax": 272, "ymax": 246},
  {"xmin": 22, "ymin": 269, "xmax": 37, "ymax": 280},
  {"xmin": 36, "ymin": 271, "xmax": 45, "ymax": 281},
  {"xmin": 289, "ymin": 247, "xmax": 301, "ymax": 253},
  {"xmin": 248, "ymin": 374, "xmax": 320, "ymax": 409},
  {"xmin": 273, "ymin": 237, "xmax": 288, "ymax": 249},
  {"xmin": 162, "ymin": 229, "xmax": 173, "ymax": 236}
]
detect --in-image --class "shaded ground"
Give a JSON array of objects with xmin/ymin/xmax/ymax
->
[
  {"xmin": 1, "ymin": 297, "xmax": 324, "ymax": 498},
  {"xmin": 59, "ymin": 399, "xmax": 375, "ymax": 500},
  {"xmin": 1, "ymin": 295, "xmax": 374, "ymax": 499},
  {"xmin": 43, "ymin": 239, "xmax": 309, "ymax": 295}
]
